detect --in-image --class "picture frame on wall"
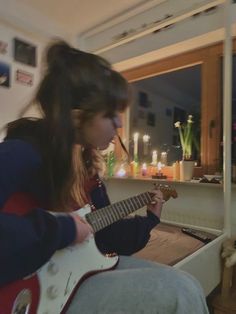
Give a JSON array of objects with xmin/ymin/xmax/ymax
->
[
  {"xmin": 16, "ymin": 69, "xmax": 33, "ymax": 86},
  {"xmin": 147, "ymin": 112, "xmax": 156, "ymax": 127},
  {"xmin": 0, "ymin": 40, "xmax": 8, "ymax": 55},
  {"xmin": 0, "ymin": 61, "xmax": 10, "ymax": 88},
  {"xmin": 13, "ymin": 38, "xmax": 37, "ymax": 67},
  {"xmin": 139, "ymin": 91, "xmax": 149, "ymax": 108}
]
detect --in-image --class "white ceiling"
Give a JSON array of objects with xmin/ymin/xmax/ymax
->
[{"xmin": 18, "ymin": 0, "xmax": 156, "ymax": 36}]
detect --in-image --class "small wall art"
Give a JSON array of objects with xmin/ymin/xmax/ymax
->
[
  {"xmin": 16, "ymin": 69, "xmax": 33, "ymax": 86},
  {"xmin": 139, "ymin": 91, "xmax": 150, "ymax": 108},
  {"xmin": 147, "ymin": 112, "xmax": 156, "ymax": 127},
  {"xmin": 0, "ymin": 61, "xmax": 10, "ymax": 88},
  {"xmin": 0, "ymin": 40, "xmax": 8, "ymax": 55},
  {"xmin": 13, "ymin": 38, "xmax": 37, "ymax": 67}
]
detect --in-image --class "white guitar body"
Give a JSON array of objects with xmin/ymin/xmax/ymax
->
[
  {"xmin": 37, "ymin": 205, "xmax": 119, "ymax": 314},
  {"xmin": 1, "ymin": 186, "xmax": 177, "ymax": 314}
]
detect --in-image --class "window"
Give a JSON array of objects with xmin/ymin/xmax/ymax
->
[
  {"xmin": 121, "ymin": 40, "xmax": 236, "ymax": 174},
  {"xmin": 128, "ymin": 65, "xmax": 201, "ymax": 165}
]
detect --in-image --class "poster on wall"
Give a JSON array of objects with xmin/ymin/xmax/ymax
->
[
  {"xmin": 147, "ymin": 112, "xmax": 156, "ymax": 127},
  {"xmin": 0, "ymin": 40, "xmax": 8, "ymax": 55},
  {"xmin": 16, "ymin": 69, "xmax": 33, "ymax": 86},
  {"xmin": 0, "ymin": 61, "xmax": 10, "ymax": 88},
  {"xmin": 13, "ymin": 38, "xmax": 37, "ymax": 67},
  {"xmin": 139, "ymin": 91, "xmax": 150, "ymax": 108}
]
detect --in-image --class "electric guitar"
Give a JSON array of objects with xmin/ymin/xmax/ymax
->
[{"xmin": 0, "ymin": 184, "xmax": 177, "ymax": 314}]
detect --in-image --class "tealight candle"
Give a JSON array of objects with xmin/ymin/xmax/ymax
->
[
  {"xmin": 141, "ymin": 163, "xmax": 147, "ymax": 176},
  {"xmin": 116, "ymin": 164, "xmax": 126, "ymax": 177}
]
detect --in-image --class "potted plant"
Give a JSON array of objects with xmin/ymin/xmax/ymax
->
[{"xmin": 174, "ymin": 115, "xmax": 199, "ymax": 180}]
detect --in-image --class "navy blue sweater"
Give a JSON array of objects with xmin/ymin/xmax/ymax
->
[{"xmin": 0, "ymin": 139, "xmax": 159, "ymax": 286}]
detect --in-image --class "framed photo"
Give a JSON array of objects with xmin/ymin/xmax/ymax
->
[
  {"xmin": 13, "ymin": 38, "xmax": 37, "ymax": 67},
  {"xmin": 15, "ymin": 69, "xmax": 33, "ymax": 86},
  {"xmin": 147, "ymin": 112, "xmax": 156, "ymax": 127},
  {"xmin": 139, "ymin": 91, "xmax": 149, "ymax": 108},
  {"xmin": 0, "ymin": 40, "xmax": 8, "ymax": 55},
  {"xmin": 0, "ymin": 61, "xmax": 10, "ymax": 88}
]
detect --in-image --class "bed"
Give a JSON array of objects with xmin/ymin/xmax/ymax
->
[
  {"xmin": 133, "ymin": 222, "xmax": 226, "ymax": 296},
  {"xmin": 105, "ymin": 177, "xmax": 230, "ymax": 296}
]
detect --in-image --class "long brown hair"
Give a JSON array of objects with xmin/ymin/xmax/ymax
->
[{"xmin": 35, "ymin": 40, "xmax": 130, "ymax": 210}]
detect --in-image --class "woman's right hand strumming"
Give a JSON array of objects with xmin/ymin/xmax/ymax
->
[{"xmin": 70, "ymin": 213, "xmax": 93, "ymax": 244}]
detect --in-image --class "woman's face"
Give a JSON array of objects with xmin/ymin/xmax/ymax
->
[{"xmin": 72, "ymin": 110, "xmax": 122, "ymax": 150}]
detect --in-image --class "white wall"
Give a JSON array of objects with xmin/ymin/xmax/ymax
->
[
  {"xmin": 0, "ymin": 21, "xmax": 49, "ymax": 139},
  {"xmin": 105, "ymin": 177, "xmax": 230, "ymax": 232}
]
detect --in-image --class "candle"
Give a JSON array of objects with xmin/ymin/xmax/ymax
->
[
  {"xmin": 116, "ymin": 164, "xmax": 126, "ymax": 177},
  {"xmin": 141, "ymin": 163, "xmax": 147, "ymax": 176},
  {"xmin": 143, "ymin": 134, "xmax": 150, "ymax": 156},
  {"xmin": 157, "ymin": 161, "xmax": 162, "ymax": 172},
  {"xmin": 151, "ymin": 150, "xmax": 158, "ymax": 165},
  {"xmin": 160, "ymin": 152, "xmax": 167, "ymax": 166},
  {"xmin": 133, "ymin": 132, "xmax": 139, "ymax": 158}
]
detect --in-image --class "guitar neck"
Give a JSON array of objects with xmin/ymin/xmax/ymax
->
[{"xmin": 85, "ymin": 192, "xmax": 152, "ymax": 233}]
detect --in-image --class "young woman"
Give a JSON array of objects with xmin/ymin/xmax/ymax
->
[{"xmin": 0, "ymin": 41, "xmax": 209, "ymax": 313}]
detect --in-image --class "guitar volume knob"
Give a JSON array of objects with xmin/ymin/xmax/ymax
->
[
  {"xmin": 47, "ymin": 262, "xmax": 59, "ymax": 275},
  {"xmin": 47, "ymin": 285, "xmax": 59, "ymax": 299}
]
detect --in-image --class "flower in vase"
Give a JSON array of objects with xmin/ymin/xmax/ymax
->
[{"xmin": 174, "ymin": 115, "xmax": 199, "ymax": 161}]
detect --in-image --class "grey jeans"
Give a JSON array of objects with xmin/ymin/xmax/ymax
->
[{"xmin": 66, "ymin": 256, "xmax": 209, "ymax": 314}]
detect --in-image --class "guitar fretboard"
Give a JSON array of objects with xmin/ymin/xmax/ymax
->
[{"xmin": 85, "ymin": 192, "xmax": 152, "ymax": 233}]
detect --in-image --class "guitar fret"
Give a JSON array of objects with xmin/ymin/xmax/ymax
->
[
  {"xmin": 104, "ymin": 207, "xmax": 113, "ymax": 225},
  {"xmin": 93, "ymin": 211, "xmax": 105, "ymax": 231},
  {"xmin": 126, "ymin": 199, "xmax": 133, "ymax": 212},
  {"xmin": 108, "ymin": 208, "xmax": 116, "ymax": 224},
  {"xmin": 101, "ymin": 207, "xmax": 110, "ymax": 226},
  {"xmin": 144, "ymin": 192, "xmax": 151, "ymax": 203},
  {"xmin": 136, "ymin": 196, "xmax": 143, "ymax": 208},
  {"xmin": 127, "ymin": 200, "xmax": 134, "ymax": 215},
  {"xmin": 139, "ymin": 194, "xmax": 147, "ymax": 207},
  {"xmin": 110, "ymin": 205, "xmax": 119, "ymax": 221},
  {"xmin": 133, "ymin": 197, "xmax": 140, "ymax": 209},
  {"xmin": 85, "ymin": 186, "xmax": 176, "ymax": 233},
  {"xmin": 110, "ymin": 206, "xmax": 119, "ymax": 221},
  {"xmin": 86, "ymin": 211, "xmax": 100, "ymax": 232},
  {"xmin": 116, "ymin": 202, "xmax": 124, "ymax": 218},
  {"xmin": 130, "ymin": 197, "xmax": 138, "ymax": 211},
  {"xmin": 121, "ymin": 200, "xmax": 129, "ymax": 216},
  {"xmin": 147, "ymin": 192, "xmax": 152, "ymax": 202}
]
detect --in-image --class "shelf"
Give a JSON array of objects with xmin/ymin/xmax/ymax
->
[{"xmin": 105, "ymin": 176, "xmax": 236, "ymax": 189}]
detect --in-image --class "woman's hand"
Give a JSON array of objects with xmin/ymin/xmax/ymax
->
[
  {"xmin": 70, "ymin": 213, "xmax": 93, "ymax": 244},
  {"xmin": 147, "ymin": 188, "xmax": 165, "ymax": 219}
]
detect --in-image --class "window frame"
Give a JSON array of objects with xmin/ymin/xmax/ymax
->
[{"xmin": 120, "ymin": 40, "xmax": 236, "ymax": 174}]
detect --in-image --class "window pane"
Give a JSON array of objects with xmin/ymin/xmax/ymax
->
[{"xmin": 129, "ymin": 65, "xmax": 201, "ymax": 166}]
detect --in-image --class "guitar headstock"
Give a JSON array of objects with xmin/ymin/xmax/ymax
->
[{"xmin": 154, "ymin": 183, "xmax": 178, "ymax": 202}]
